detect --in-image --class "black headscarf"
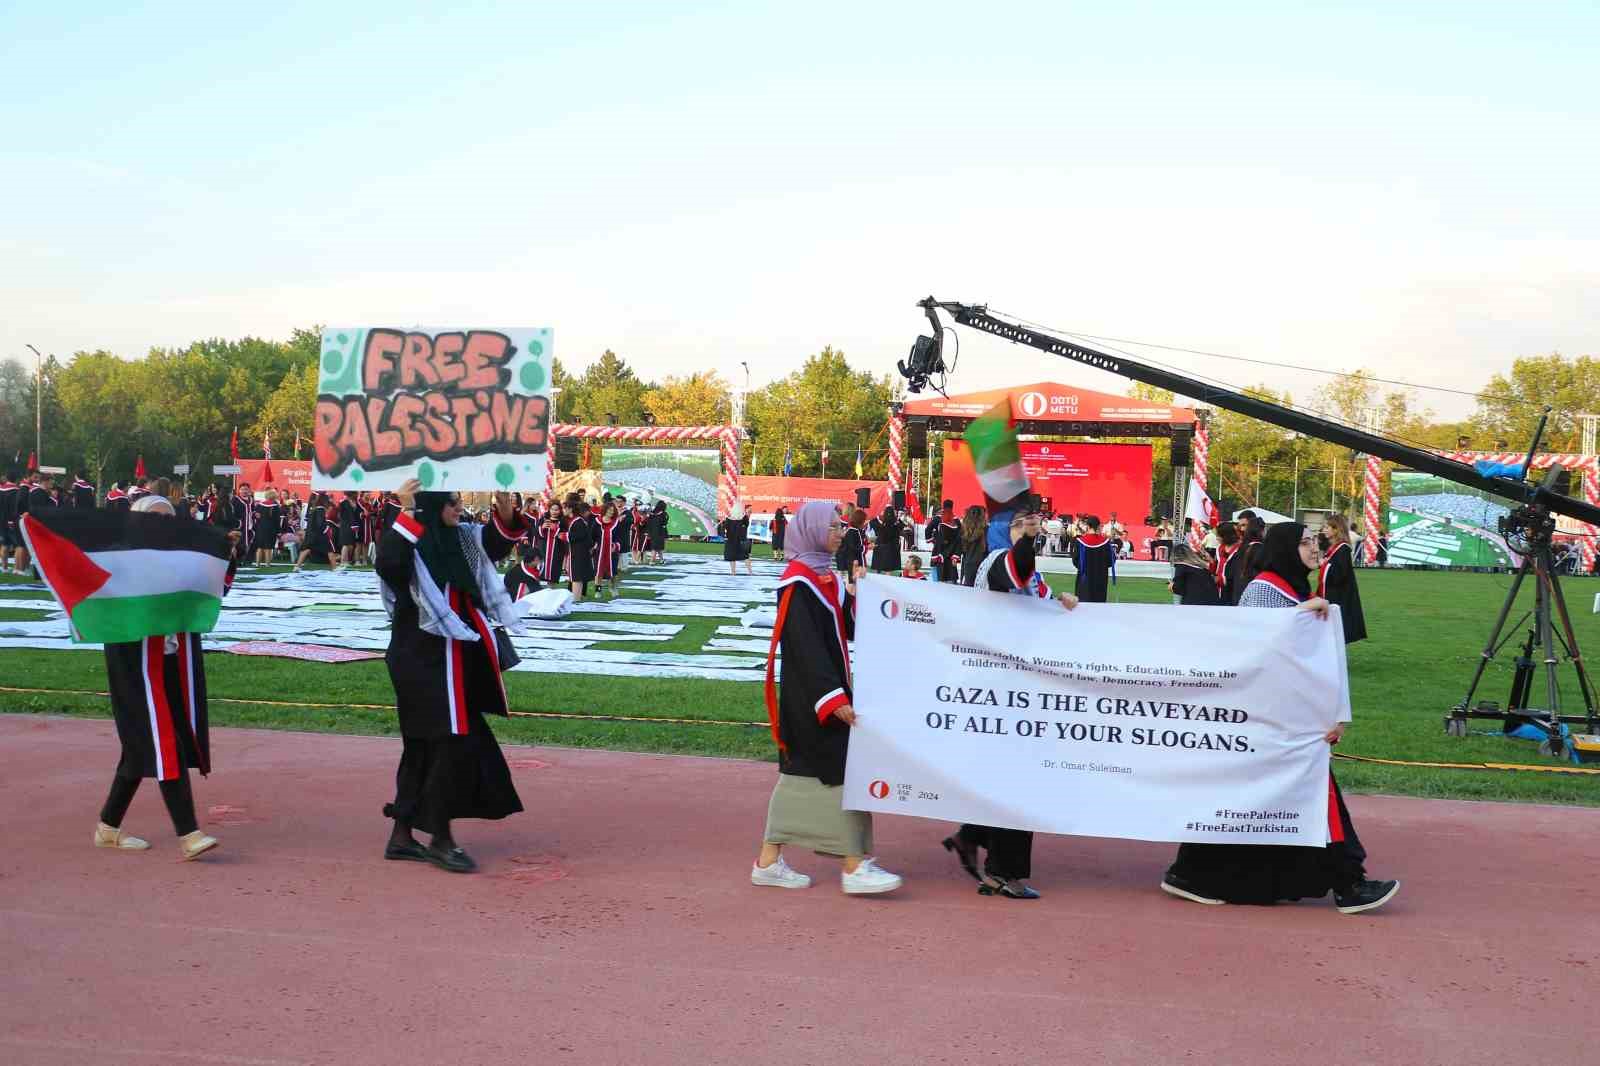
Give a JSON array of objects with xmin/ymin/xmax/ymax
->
[
  {"xmin": 1258, "ymin": 522, "xmax": 1311, "ymax": 600},
  {"xmin": 414, "ymin": 491, "xmax": 483, "ymax": 605}
]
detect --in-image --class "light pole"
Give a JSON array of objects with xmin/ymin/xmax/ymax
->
[{"xmin": 24, "ymin": 344, "xmax": 44, "ymax": 468}]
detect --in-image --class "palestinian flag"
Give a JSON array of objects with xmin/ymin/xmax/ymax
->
[
  {"xmin": 20, "ymin": 510, "xmax": 231, "ymax": 644},
  {"xmin": 962, "ymin": 398, "xmax": 1030, "ymax": 512}
]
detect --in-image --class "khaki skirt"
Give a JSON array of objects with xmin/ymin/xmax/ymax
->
[{"xmin": 763, "ymin": 773, "xmax": 873, "ymax": 857}]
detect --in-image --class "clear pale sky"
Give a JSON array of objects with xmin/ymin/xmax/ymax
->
[{"xmin": 3, "ymin": 1, "xmax": 1596, "ymax": 420}]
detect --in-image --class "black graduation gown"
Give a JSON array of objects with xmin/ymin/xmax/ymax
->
[
  {"xmin": 771, "ymin": 513, "xmax": 787, "ymax": 551},
  {"xmin": 504, "ymin": 556, "xmax": 544, "ymax": 600},
  {"xmin": 375, "ymin": 512, "xmax": 525, "ymax": 739},
  {"xmin": 959, "ymin": 539, "xmax": 985, "ymax": 587},
  {"xmin": 835, "ymin": 526, "xmax": 865, "ymax": 573},
  {"xmin": 1223, "ymin": 541, "xmax": 1260, "ymax": 605},
  {"xmin": 337, "ymin": 498, "xmax": 361, "ymax": 548},
  {"xmin": 933, "ymin": 522, "xmax": 961, "ymax": 582},
  {"xmin": 71, "ymin": 480, "xmax": 96, "ymax": 509},
  {"xmin": 1074, "ymin": 534, "xmax": 1116, "ymax": 603},
  {"xmin": 956, "ymin": 537, "xmax": 1042, "ymax": 880},
  {"xmin": 647, "ymin": 510, "xmax": 669, "ymax": 552},
  {"xmin": 250, "ymin": 502, "xmax": 281, "ymax": 554},
  {"xmin": 769, "ymin": 566, "xmax": 855, "ymax": 785},
  {"xmin": 720, "ymin": 516, "xmax": 750, "ymax": 561},
  {"xmin": 1172, "ymin": 563, "xmax": 1222, "ymax": 605},
  {"xmin": 1318, "ymin": 543, "xmax": 1367, "ymax": 643},
  {"xmin": 104, "ymin": 633, "xmax": 213, "ymax": 781},
  {"xmin": 868, "ymin": 515, "xmax": 902, "ymax": 572},
  {"xmin": 0, "ymin": 482, "xmax": 17, "ymax": 545},
  {"xmin": 303, "ymin": 505, "xmax": 333, "ymax": 554},
  {"xmin": 566, "ymin": 513, "xmax": 597, "ymax": 583},
  {"xmin": 616, "ymin": 510, "xmax": 634, "ymax": 555}
]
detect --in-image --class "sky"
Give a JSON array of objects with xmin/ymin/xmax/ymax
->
[{"xmin": 3, "ymin": 0, "xmax": 1597, "ymax": 422}]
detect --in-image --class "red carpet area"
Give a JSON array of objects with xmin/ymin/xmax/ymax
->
[{"xmin": 1, "ymin": 715, "xmax": 1593, "ymax": 1066}]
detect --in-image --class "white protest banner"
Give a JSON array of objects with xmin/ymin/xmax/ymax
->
[
  {"xmin": 844, "ymin": 575, "xmax": 1347, "ymax": 846},
  {"xmin": 312, "ymin": 327, "xmax": 552, "ymax": 491}
]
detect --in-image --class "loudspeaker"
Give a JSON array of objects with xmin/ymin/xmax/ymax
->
[
  {"xmin": 907, "ymin": 420, "xmax": 928, "ymax": 459},
  {"xmin": 854, "ymin": 487, "xmax": 872, "ymax": 509},
  {"xmin": 892, "ymin": 490, "xmax": 906, "ymax": 510},
  {"xmin": 555, "ymin": 438, "xmax": 580, "ymax": 472},
  {"xmin": 1170, "ymin": 430, "xmax": 1193, "ymax": 469}
]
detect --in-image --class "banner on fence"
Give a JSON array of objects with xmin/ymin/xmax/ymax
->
[
  {"xmin": 313, "ymin": 326, "xmax": 552, "ymax": 491},
  {"xmin": 844, "ymin": 576, "xmax": 1346, "ymax": 846}
]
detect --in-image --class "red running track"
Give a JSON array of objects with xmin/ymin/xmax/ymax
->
[{"xmin": 0, "ymin": 715, "xmax": 1593, "ymax": 1066}]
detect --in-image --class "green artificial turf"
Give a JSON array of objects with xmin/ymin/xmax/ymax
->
[{"xmin": 3, "ymin": 560, "xmax": 1598, "ymax": 805}]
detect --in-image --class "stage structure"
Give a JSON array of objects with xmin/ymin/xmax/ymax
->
[
  {"xmin": 546, "ymin": 424, "xmax": 743, "ymax": 519},
  {"xmin": 887, "ymin": 382, "xmax": 1207, "ymax": 529}
]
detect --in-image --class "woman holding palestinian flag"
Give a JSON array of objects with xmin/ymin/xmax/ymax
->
[
  {"xmin": 942, "ymin": 400, "xmax": 1078, "ymax": 900},
  {"xmin": 375, "ymin": 479, "xmax": 528, "ymax": 875},
  {"xmin": 21, "ymin": 493, "xmax": 240, "ymax": 860}
]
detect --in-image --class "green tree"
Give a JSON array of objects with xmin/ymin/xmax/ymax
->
[
  {"xmin": 643, "ymin": 371, "xmax": 731, "ymax": 426},
  {"xmin": 1473, "ymin": 353, "xmax": 1600, "ymax": 453},
  {"xmin": 746, "ymin": 346, "xmax": 896, "ymax": 479},
  {"xmin": 568, "ymin": 350, "xmax": 650, "ymax": 426},
  {"xmin": 252, "ymin": 364, "xmax": 318, "ymax": 457},
  {"xmin": 57, "ymin": 351, "xmax": 142, "ymax": 490},
  {"xmin": 138, "ymin": 346, "xmax": 233, "ymax": 475}
]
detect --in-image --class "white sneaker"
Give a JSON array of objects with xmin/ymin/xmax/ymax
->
[
  {"xmin": 751, "ymin": 856, "xmax": 812, "ymax": 889},
  {"xmin": 841, "ymin": 858, "xmax": 903, "ymax": 895}
]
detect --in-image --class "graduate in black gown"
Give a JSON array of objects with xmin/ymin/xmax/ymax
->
[
  {"xmin": 70, "ymin": 472, "xmax": 96, "ymax": 509},
  {"xmin": 1169, "ymin": 542, "xmax": 1222, "ymax": 605},
  {"xmin": 720, "ymin": 505, "xmax": 752, "ymax": 575},
  {"xmin": 376, "ymin": 481, "xmax": 527, "ymax": 874},
  {"xmin": 251, "ymin": 490, "xmax": 283, "ymax": 566},
  {"xmin": 93, "ymin": 495, "xmax": 239, "ymax": 860},
  {"xmin": 295, "ymin": 492, "xmax": 336, "ymax": 570},
  {"xmin": 646, "ymin": 500, "xmax": 668, "ymax": 562},
  {"xmin": 504, "ymin": 538, "xmax": 544, "ymax": 601},
  {"xmin": 929, "ymin": 501, "xmax": 961, "ymax": 583},
  {"xmin": 565, "ymin": 499, "xmax": 597, "ymax": 598},
  {"xmin": 867, "ymin": 506, "xmax": 902, "ymax": 573},
  {"xmin": 1224, "ymin": 511, "xmax": 1266, "ymax": 604},
  {"xmin": 835, "ymin": 508, "xmax": 867, "ymax": 574},
  {"xmin": 944, "ymin": 508, "xmax": 1078, "ymax": 899},
  {"xmin": 1073, "ymin": 514, "xmax": 1117, "ymax": 603},
  {"xmin": 1316, "ymin": 513, "xmax": 1367, "ymax": 644},
  {"xmin": 1161, "ymin": 522, "xmax": 1399, "ymax": 914}
]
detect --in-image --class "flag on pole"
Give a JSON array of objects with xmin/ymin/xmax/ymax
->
[
  {"xmin": 20, "ymin": 510, "xmax": 232, "ymax": 644},
  {"xmin": 962, "ymin": 399, "xmax": 1030, "ymax": 512},
  {"xmin": 229, "ymin": 427, "xmax": 240, "ymax": 464},
  {"xmin": 854, "ymin": 443, "xmax": 864, "ymax": 478},
  {"xmin": 133, "ymin": 455, "xmax": 146, "ymax": 479},
  {"xmin": 263, "ymin": 429, "xmax": 272, "ymax": 461},
  {"xmin": 293, "ymin": 428, "xmax": 301, "ymax": 460},
  {"xmin": 1184, "ymin": 477, "xmax": 1219, "ymax": 530},
  {"xmin": 821, "ymin": 444, "xmax": 830, "ymax": 477},
  {"xmin": 783, "ymin": 445, "xmax": 793, "ymax": 477},
  {"xmin": 27, "ymin": 451, "xmax": 38, "ymax": 473},
  {"xmin": 261, "ymin": 458, "xmax": 276, "ymax": 485}
]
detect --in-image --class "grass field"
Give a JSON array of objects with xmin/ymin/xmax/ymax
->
[{"xmin": 3, "ymin": 545, "xmax": 1598, "ymax": 806}]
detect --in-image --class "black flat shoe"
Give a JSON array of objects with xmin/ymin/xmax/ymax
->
[
  {"xmin": 979, "ymin": 879, "xmax": 1041, "ymax": 900},
  {"xmin": 941, "ymin": 835, "xmax": 982, "ymax": 882},
  {"xmin": 384, "ymin": 840, "xmax": 429, "ymax": 862},
  {"xmin": 425, "ymin": 845, "xmax": 478, "ymax": 874}
]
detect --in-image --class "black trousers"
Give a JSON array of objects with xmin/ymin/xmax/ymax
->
[
  {"xmin": 100, "ymin": 751, "xmax": 198, "ymax": 836},
  {"xmin": 957, "ymin": 824, "xmax": 1033, "ymax": 881}
]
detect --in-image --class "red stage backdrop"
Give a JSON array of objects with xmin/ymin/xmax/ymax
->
[
  {"xmin": 942, "ymin": 440, "xmax": 1153, "ymax": 522},
  {"xmin": 739, "ymin": 476, "xmax": 923, "ymax": 521},
  {"xmin": 234, "ymin": 460, "xmax": 313, "ymax": 503}
]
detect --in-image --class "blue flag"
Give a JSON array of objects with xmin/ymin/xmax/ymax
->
[{"xmin": 783, "ymin": 445, "xmax": 793, "ymax": 477}]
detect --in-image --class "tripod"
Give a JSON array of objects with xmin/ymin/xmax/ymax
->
[{"xmin": 1448, "ymin": 536, "xmax": 1599, "ymax": 758}]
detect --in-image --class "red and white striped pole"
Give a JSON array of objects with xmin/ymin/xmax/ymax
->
[
  {"xmin": 718, "ymin": 426, "xmax": 741, "ymax": 519},
  {"xmin": 1187, "ymin": 418, "xmax": 1210, "ymax": 551},
  {"xmin": 1362, "ymin": 455, "xmax": 1383, "ymax": 564},
  {"xmin": 887, "ymin": 411, "xmax": 905, "ymax": 494},
  {"xmin": 1582, "ymin": 462, "xmax": 1599, "ymax": 574}
]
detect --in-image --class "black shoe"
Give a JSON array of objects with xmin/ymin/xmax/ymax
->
[
  {"xmin": 1334, "ymin": 879, "xmax": 1399, "ymax": 914},
  {"xmin": 424, "ymin": 845, "xmax": 478, "ymax": 874},
  {"xmin": 941, "ymin": 835, "xmax": 982, "ymax": 883},
  {"xmin": 978, "ymin": 878, "xmax": 1041, "ymax": 900},
  {"xmin": 1160, "ymin": 874, "xmax": 1225, "ymax": 906},
  {"xmin": 383, "ymin": 839, "xmax": 429, "ymax": 863}
]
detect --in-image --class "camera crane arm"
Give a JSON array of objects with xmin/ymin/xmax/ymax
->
[{"xmin": 916, "ymin": 298, "xmax": 1600, "ymax": 529}]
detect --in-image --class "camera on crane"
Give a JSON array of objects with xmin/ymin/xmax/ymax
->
[
  {"xmin": 898, "ymin": 334, "xmax": 945, "ymax": 394},
  {"xmin": 1496, "ymin": 503, "xmax": 1555, "ymax": 554}
]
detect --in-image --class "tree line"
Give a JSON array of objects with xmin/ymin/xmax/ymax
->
[{"xmin": 1, "ymin": 330, "xmax": 1591, "ymax": 516}]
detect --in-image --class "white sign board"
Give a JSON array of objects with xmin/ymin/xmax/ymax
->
[
  {"xmin": 213, "ymin": 465, "xmax": 242, "ymax": 475},
  {"xmin": 312, "ymin": 326, "xmax": 552, "ymax": 492},
  {"xmin": 844, "ymin": 576, "xmax": 1346, "ymax": 846}
]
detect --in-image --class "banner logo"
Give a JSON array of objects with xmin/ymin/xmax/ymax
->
[
  {"xmin": 1019, "ymin": 391, "xmax": 1048, "ymax": 417},
  {"xmin": 868, "ymin": 780, "xmax": 891, "ymax": 799},
  {"xmin": 880, "ymin": 598, "xmax": 901, "ymax": 620}
]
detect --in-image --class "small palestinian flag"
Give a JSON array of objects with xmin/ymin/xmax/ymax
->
[
  {"xmin": 20, "ymin": 510, "xmax": 231, "ymax": 644},
  {"xmin": 962, "ymin": 398, "xmax": 1029, "ymax": 512}
]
